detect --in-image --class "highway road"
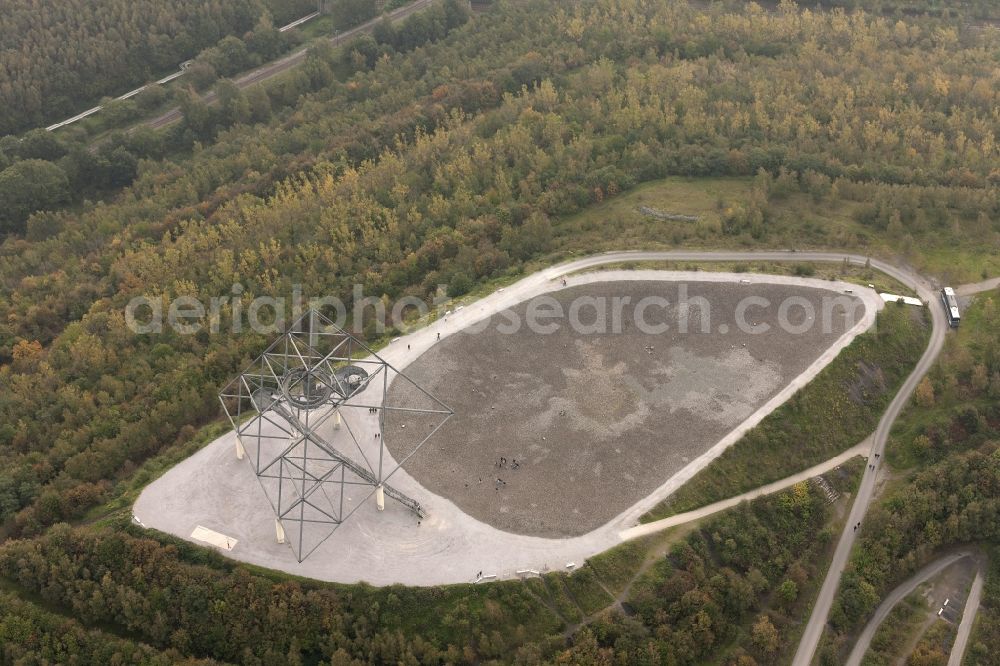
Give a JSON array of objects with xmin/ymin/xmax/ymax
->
[
  {"xmin": 46, "ymin": 0, "xmax": 434, "ymax": 133},
  {"xmin": 45, "ymin": 11, "xmax": 320, "ymax": 132},
  {"xmin": 845, "ymin": 551, "xmax": 972, "ymax": 666},
  {"xmin": 146, "ymin": 0, "xmax": 437, "ymax": 130}
]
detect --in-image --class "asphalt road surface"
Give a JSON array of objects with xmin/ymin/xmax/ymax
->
[
  {"xmin": 146, "ymin": 0, "xmax": 437, "ymax": 130},
  {"xmin": 793, "ymin": 260, "xmax": 996, "ymax": 665},
  {"xmin": 948, "ymin": 566, "xmax": 985, "ymax": 666}
]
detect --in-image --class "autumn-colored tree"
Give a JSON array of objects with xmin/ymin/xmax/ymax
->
[
  {"xmin": 915, "ymin": 376, "xmax": 936, "ymax": 408},
  {"xmin": 750, "ymin": 615, "xmax": 779, "ymax": 656}
]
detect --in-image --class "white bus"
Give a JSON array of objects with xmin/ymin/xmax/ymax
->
[{"xmin": 941, "ymin": 287, "xmax": 960, "ymax": 328}]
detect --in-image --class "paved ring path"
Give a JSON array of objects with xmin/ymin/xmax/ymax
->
[
  {"xmin": 135, "ymin": 250, "xmax": 994, "ymax": 591},
  {"xmin": 136, "ymin": 251, "xmax": 884, "ymax": 585}
]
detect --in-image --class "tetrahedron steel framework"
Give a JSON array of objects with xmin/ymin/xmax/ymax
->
[{"xmin": 219, "ymin": 310, "xmax": 453, "ymax": 562}]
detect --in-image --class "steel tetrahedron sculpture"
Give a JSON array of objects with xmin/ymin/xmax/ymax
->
[{"xmin": 219, "ymin": 310, "xmax": 453, "ymax": 562}]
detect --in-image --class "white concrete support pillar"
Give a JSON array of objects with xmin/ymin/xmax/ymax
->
[
  {"xmin": 275, "ymin": 519, "xmax": 286, "ymax": 544},
  {"xmin": 309, "ymin": 309, "xmax": 318, "ymax": 348},
  {"xmin": 334, "ymin": 410, "xmax": 341, "ymax": 430},
  {"xmin": 235, "ymin": 438, "xmax": 245, "ymax": 460},
  {"xmin": 376, "ymin": 485, "xmax": 385, "ymax": 512}
]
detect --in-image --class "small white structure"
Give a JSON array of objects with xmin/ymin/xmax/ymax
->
[
  {"xmin": 275, "ymin": 520, "xmax": 286, "ymax": 544},
  {"xmin": 191, "ymin": 525, "xmax": 238, "ymax": 551}
]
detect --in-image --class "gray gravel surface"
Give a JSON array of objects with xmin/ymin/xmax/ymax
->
[{"xmin": 387, "ymin": 280, "xmax": 856, "ymax": 536}]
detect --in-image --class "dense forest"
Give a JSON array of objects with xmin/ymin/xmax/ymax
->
[
  {"xmin": 805, "ymin": 0, "xmax": 1000, "ymax": 19},
  {"xmin": 0, "ymin": 0, "xmax": 471, "ymax": 235},
  {"xmin": 0, "ymin": 468, "xmax": 857, "ymax": 664},
  {"xmin": 0, "ymin": 0, "xmax": 315, "ymax": 135},
  {"xmin": 0, "ymin": 588, "xmax": 217, "ymax": 665},
  {"xmin": 2, "ymin": 0, "xmax": 997, "ymax": 536},
  {"xmin": 0, "ymin": 0, "xmax": 998, "ymax": 662}
]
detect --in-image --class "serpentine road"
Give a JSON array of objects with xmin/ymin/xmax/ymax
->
[
  {"xmin": 549, "ymin": 251, "xmax": 956, "ymax": 665},
  {"xmin": 784, "ymin": 251, "xmax": 947, "ymax": 665},
  {"xmin": 845, "ymin": 551, "xmax": 973, "ymax": 666},
  {"xmin": 560, "ymin": 251, "xmax": 994, "ymax": 665}
]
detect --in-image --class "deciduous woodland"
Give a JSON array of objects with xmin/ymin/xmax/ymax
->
[
  {"xmin": 0, "ymin": 0, "xmax": 998, "ymax": 663},
  {"xmin": 0, "ymin": 0, "xmax": 316, "ymax": 135},
  {"xmin": 0, "ymin": 469, "xmax": 860, "ymax": 663}
]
